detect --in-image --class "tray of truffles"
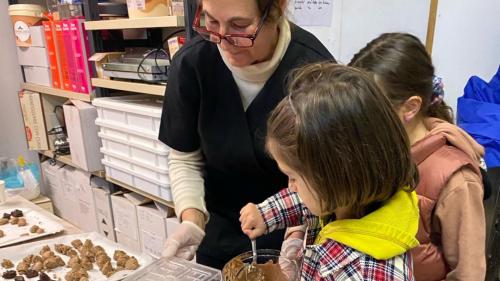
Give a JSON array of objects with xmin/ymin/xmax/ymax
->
[
  {"xmin": 0, "ymin": 232, "xmax": 154, "ymax": 281},
  {"xmin": 0, "ymin": 208, "xmax": 64, "ymax": 248}
]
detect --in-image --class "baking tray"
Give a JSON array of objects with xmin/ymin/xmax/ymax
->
[
  {"xmin": 0, "ymin": 207, "xmax": 64, "ymax": 248},
  {"xmin": 123, "ymin": 256, "xmax": 221, "ymax": 281},
  {"xmin": 0, "ymin": 232, "xmax": 154, "ymax": 281}
]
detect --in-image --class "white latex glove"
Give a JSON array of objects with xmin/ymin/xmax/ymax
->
[
  {"xmin": 162, "ymin": 221, "xmax": 205, "ymax": 260},
  {"xmin": 279, "ymin": 238, "xmax": 304, "ymax": 280}
]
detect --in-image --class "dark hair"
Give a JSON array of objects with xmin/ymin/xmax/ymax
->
[
  {"xmin": 349, "ymin": 33, "xmax": 453, "ymax": 123},
  {"xmin": 267, "ymin": 63, "xmax": 418, "ymax": 216},
  {"xmin": 257, "ymin": 0, "xmax": 283, "ymax": 23}
]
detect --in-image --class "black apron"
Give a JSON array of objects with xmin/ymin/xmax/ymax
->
[{"xmin": 159, "ymin": 23, "xmax": 334, "ymax": 269}]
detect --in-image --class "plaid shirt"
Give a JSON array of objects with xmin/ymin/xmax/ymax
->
[{"xmin": 257, "ymin": 188, "xmax": 415, "ymax": 281}]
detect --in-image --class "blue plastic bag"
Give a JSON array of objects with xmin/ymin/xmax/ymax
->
[{"xmin": 458, "ymin": 66, "xmax": 500, "ymax": 168}]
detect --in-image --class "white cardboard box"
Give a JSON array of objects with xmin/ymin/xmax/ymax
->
[
  {"xmin": 166, "ymin": 216, "xmax": 181, "ymax": 238},
  {"xmin": 43, "ymin": 163, "xmax": 99, "ymax": 233},
  {"xmin": 63, "ymin": 100, "xmax": 103, "ymax": 172},
  {"xmin": 91, "ymin": 177, "xmax": 116, "ymax": 242},
  {"xmin": 111, "ymin": 192, "xmax": 149, "ymax": 252},
  {"xmin": 24, "ymin": 66, "xmax": 52, "ymax": 87},
  {"xmin": 16, "ymin": 46, "xmax": 49, "ymax": 67},
  {"xmin": 41, "ymin": 160, "xmax": 64, "ymax": 199},
  {"xmin": 137, "ymin": 203, "xmax": 168, "ymax": 258},
  {"xmin": 72, "ymin": 169, "xmax": 99, "ymax": 233},
  {"xmin": 30, "ymin": 26, "xmax": 46, "ymax": 47}
]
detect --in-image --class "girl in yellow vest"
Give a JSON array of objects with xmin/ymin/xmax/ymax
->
[
  {"xmin": 240, "ymin": 63, "xmax": 420, "ymax": 280},
  {"xmin": 350, "ymin": 33, "xmax": 486, "ymax": 280}
]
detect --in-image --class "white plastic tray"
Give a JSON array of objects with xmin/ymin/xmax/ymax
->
[
  {"xmin": 0, "ymin": 207, "xmax": 64, "ymax": 247},
  {"xmin": 103, "ymin": 160, "xmax": 172, "ymax": 202},
  {"xmin": 99, "ymin": 132, "xmax": 169, "ymax": 170},
  {"xmin": 93, "ymin": 95, "xmax": 163, "ymax": 139},
  {"xmin": 123, "ymin": 256, "xmax": 221, "ymax": 281},
  {"xmin": 0, "ymin": 232, "xmax": 154, "ymax": 281}
]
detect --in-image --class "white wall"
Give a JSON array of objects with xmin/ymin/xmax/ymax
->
[
  {"xmin": 288, "ymin": 0, "xmax": 431, "ymax": 64},
  {"xmin": 0, "ymin": 1, "xmax": 39, "ymax": 164},
  {"xmin": 289, "ymin": 0, "xmax": 500, "ymax": 113},
  {"xmin": 432, "ymin": 0, "xmax": 500, "ymax": 112}
]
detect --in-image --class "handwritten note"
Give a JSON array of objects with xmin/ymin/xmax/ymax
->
[{"xmin": 293, "ymin": 0, "xmax": 333, "ymax": 26}]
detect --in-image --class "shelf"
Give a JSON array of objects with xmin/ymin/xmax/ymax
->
[
  {"xmin": 105, "ymin": 176, "xmax": 175, "ymax": 209},
  {"xmin": 91, "ymin": 78, "xmax": 166, "ymax": 96},
  {"xmin": 22, "ymin": 83, "xmax": 92, "ymax": 102},
  {"xmin": 84, "ymin": 16, "xmax": 184, "ymax": 30},
  {"xmin": 38, "ymin": 150, "xmax": 106, "ymax": 178}
]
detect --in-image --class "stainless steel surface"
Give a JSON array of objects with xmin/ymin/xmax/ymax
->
[
  {"xmin": 103, "ymin": 70, "xmax": 167, "ymax": 82},
  {"xmin": 102, "ymin": 62, "xmax": 168, "ymax": 74}
]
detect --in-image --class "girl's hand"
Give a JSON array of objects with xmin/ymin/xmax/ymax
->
[{"xmin": 239, "ymin": 203, "xmax": 266, "ymax": 240}]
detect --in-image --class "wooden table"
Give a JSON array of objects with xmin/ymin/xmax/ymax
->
[{"xmin": 0, "ymin": 195, "xmax": 81, "ymax": 247}]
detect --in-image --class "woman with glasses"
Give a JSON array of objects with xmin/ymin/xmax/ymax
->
[{"xmin": 159, "ymin": 0, "xmax": 334, "ymax": 269}]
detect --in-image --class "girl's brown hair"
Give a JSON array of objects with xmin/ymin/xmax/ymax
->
[
  {"xmin": 267, "ymin": 63, "xmax": 418, "ymax": 216},
  {"xmin": 349, "ymin": 33, "xmax": 453, "ymax": 123}
]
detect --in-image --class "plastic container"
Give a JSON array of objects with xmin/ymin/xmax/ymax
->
[
  {"xmin": 126, "ymin": 0, "xmax": 171, "ymax": 19},
  {"xmin": 93, "ymin": 95, "xmax": 172, "ymax": 201},
  {"xmin": 8, "ymin": 4, "xmax": 44, "ymax": 47},
  {"xmin": 99, "ymin": 132, "xmax": 169, "ymax": 170},
  {"xmin": 123, "ymin": 256, "xmax": 221, "ymax": 281},
  {"xmin": 92, "ymin": 95, "xmax": 163, "ymax": 137},
  {"xmin": 222, "ymin": 249, "xmax": 300, "ymax": 281},
  {"xmin": 102, "ymin": 159, "xmax": 172, "ymax": 201}
]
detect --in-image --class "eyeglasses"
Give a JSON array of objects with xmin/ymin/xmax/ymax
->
[{"xmin": 192, "ymin": 2, "xmax": 272, "ymax": 48}]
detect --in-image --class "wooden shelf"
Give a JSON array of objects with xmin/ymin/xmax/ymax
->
[
  {"xmin": 22, "ymin": 83, "xmax": 92, "ymax": 102},
  {"xmin": 91, "ymin": 78, "xmax": 166, "ymax": 96},
  {"xmin": 84, "ymin": 16, "xmax": 184, "ymax": 30},
  {"xmin": 106, "ymin": 176, "xmax": 175, "ymax": 208},
  {"xmin": 38, "ymin": 150, "xmax": 106, "ymax": 178}
]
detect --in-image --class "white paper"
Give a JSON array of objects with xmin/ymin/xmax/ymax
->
[
  {"xmin": 0, "ymin": 207, "xmax": 64, "ymax": 247},
  {"xmin": 293, "ymin": 0, "xmax": 334, "ymax": 26},
  {"xmin": 0, "ymin": 232, "xmax": 154, "ymax": 281},
  {"xmin": 127, "ymin": 0, "xmax": 146, "ymax": 10}
]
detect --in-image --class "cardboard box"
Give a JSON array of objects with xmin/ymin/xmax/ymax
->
[
  {"xmin": 63, "ymin": 100, "xmax": 103, "ymax": 172},
  {"xmin": 166, "ymin": 216, "xmax": 180, "ymax": 238},
  {"xmin": 30, "ymin": 26, "xmax": 46, "ymax": 47},
  {"xmin": 91, "ymin": 177, "xmax": 116, "ymax": 242},
  {"xmin": 137, "ymin": 203, "xmax": 168, "ymax": 258},
  {"xmin": 72, "ymin": 169, "xmax": 99, "ymax": 233},
  {"xmin": 16, "ymin": 46, "xmax": 50, "ymax": 67},
  {"xmin": 44, "ymin": 164, "xmax": 99, "ymax": 233},
  {"xmin": 111, "ymin": 192, "xmax": 149, "ymax": 252},
  {"xmin": 41, "ymin": 160, "xmax": 64, "ymax": 199},
  {"xmin": 54, "ymin": 165, "xmax": 78, "ymax": 223},
  {"xmin": 23, "ymin": 66, "xmax": 52, "ymax": 87},
  {"xmin": 18, "ymin": 90, "xmax": 49, "ymax": 150}
]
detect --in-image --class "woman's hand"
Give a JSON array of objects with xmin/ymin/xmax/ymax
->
[{"xmin": 239, "ymin": 203, "xmax": 266, "ymax": 240}]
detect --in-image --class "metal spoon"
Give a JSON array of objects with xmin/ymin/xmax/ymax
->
[
  {"xmin": 251, "ymin": 239, "xmax": 257, "ymax": 265},
  {"xmin": 246, "ymin": 239, "xmax": 264, "ymax": 280}
]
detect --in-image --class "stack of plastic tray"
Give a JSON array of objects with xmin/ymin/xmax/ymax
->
[
  {"xmin": 123, "ymin": 257, "xmax": 221, "ymax": 281},
  {"xmin": 92, "ymin": 95, "xmax": 172, "ymax": 201}
]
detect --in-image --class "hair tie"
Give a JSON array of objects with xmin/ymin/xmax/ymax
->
[{"xmin": 431, "ymin": 76, "xmax": 444, "ymax": 105}]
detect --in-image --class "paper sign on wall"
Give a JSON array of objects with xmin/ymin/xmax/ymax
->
[{"xmin": 293, "ymin": 0, "xmax": 334, "ymax": 26}]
